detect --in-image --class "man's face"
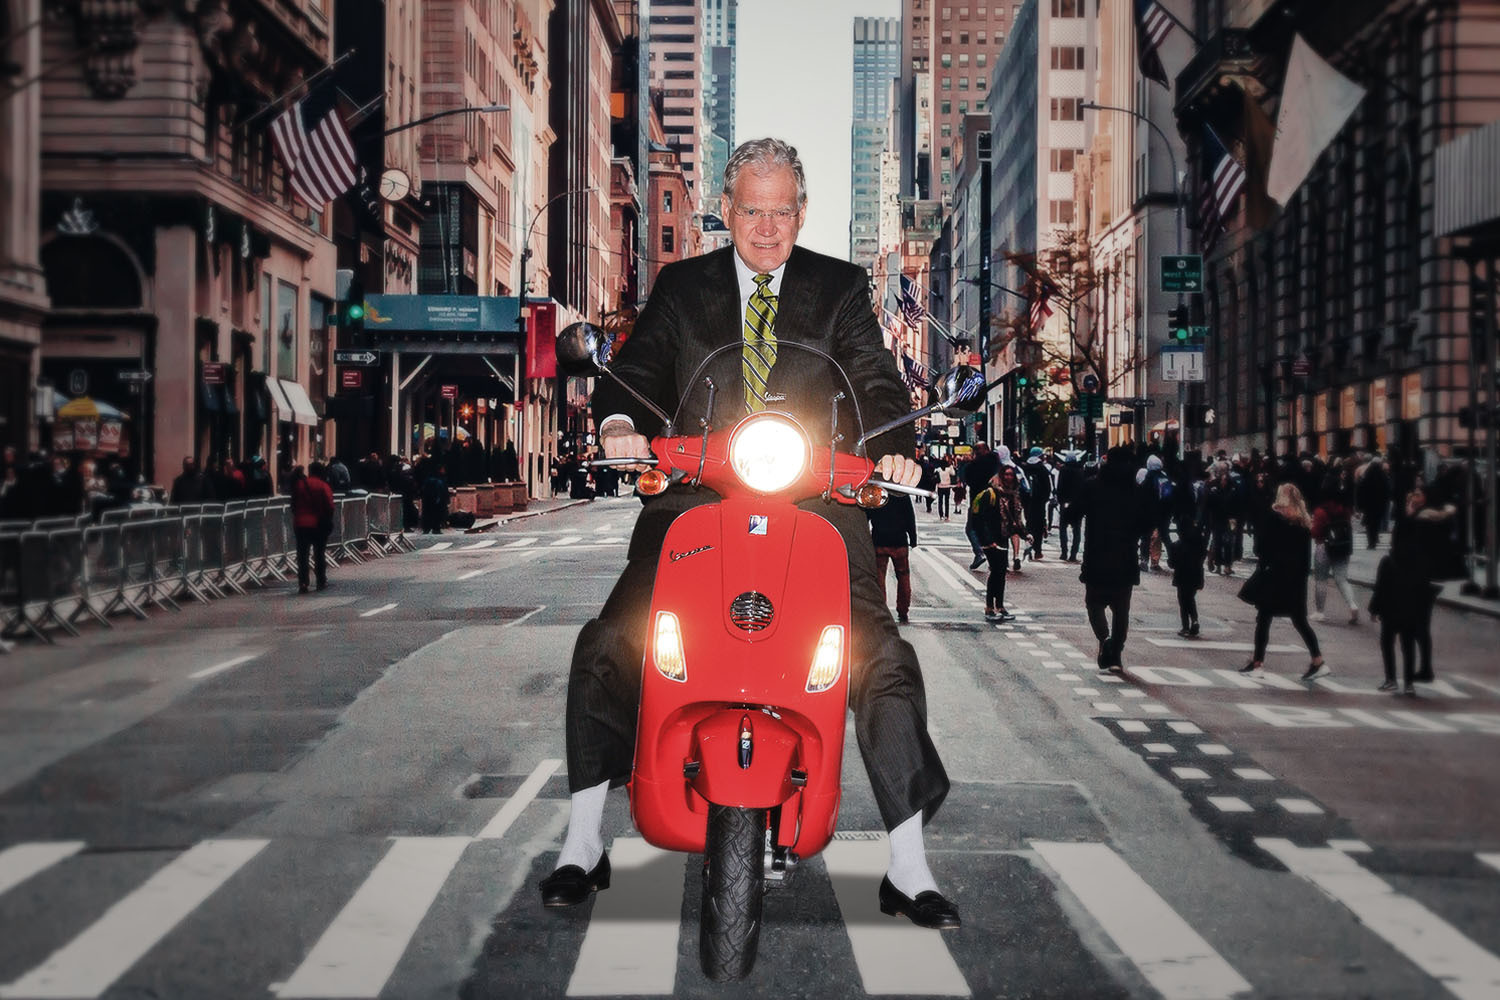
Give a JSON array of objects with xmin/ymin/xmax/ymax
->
[{"xmin": 722, "ymin": 166, "xmax": 806, "ymax": 274}]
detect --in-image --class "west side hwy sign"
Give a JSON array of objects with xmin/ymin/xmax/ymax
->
[{"xmin": 1161, "ymin": 255, "xmax": 1203, "ymax": 293}]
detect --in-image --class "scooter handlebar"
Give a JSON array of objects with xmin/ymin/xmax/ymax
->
[
  {"xmin": 865, "ymin": 478, "xmax": 937, "ymax": 501},
  {"xmin": 584, "ymin": 457, "xmax": 659, "ymax": 468}
]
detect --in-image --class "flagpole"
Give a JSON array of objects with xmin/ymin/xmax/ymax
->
[
  {"xmin": 1152, "ymin": 2, "xmax": 1201, "ymax": 46},
  {"xmin": 237, "ymin": 49, "xmax": 357, "ymax": 133}
]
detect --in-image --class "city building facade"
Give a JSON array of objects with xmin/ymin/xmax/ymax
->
[
  {"xmin": 646, "ymin": 0, "xmax": 705, "ymax": 211},
  {"xmin": 701, "ymin": 0, "xmax": 736, "ymax": 209},
  {"xmin": 851, "ymin": 16, "xmax": 901, "ymax": 274}
]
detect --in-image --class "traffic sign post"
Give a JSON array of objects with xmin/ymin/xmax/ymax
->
[
  {"xmin": 118, "ymin": 370, "xmax": 152, "ymax": 384},
  {"xmin": 1162, "ymin": 346, "xmax": 1206, "ymax": 383},
  {"xmin": 333, "ymin": 350, "xmax": 380, "ymax": 367},
  {"xmin": 340, "ymin": 369, "xmax": 363, "ymax": 390},
  {"xmin": 1161, "ymin": 254, "xmax": 1203, "ymax": 293},
  {"xmin": 202, "ymin": 362, "xmax": 226, "ymax": 385},
  {"xmin": 440, "ymin": 384, "xmax": 459, "ymax": 400}
]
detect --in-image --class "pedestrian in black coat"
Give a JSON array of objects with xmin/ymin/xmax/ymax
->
[
  {"xmin": 1168, "ymin": 521, "xmax": 1206, "ymax": 637},
  {"xmin": 1356, "ymin": 458, "xmax": 1391, "ymax": 549},
  {"xmin": 1080, "ymin": 446, "xmax": 1147, "ymax": 670},
  {"xmin": 867, "ymin": 494, "xmax": 919, "ymax": 623},
  {"xmin": 1239, "ymin": 482, "xmax": 1325, "ymax": 680},
  {"xmin": 1370, "ymin": 483, "xmax": 1453, "ymax": 691}
]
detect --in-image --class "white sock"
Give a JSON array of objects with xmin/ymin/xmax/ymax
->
[
  {"xmin": 885, "ymin": 811, "xmax": 939, "ymax": 897},
  {"xmin": 555, "ymin": 779, "xmax": 609, "ymax": 871}
]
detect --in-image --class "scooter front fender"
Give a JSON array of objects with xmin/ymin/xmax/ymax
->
[{"xmin": 686, "ymin": 709, "xmax": 803, "ymax": 808}]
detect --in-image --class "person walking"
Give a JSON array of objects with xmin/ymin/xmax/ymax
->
[
  {"xmin": 1054, "ymin": 451, "xmax": 1086, "ymax": 562},
  {"xmin": 1375, "ymin": 482, "xmax": 1455, "ymax": 687},
  {"xmin": 868, "ymin": 494, "xmax": 918, "ymax": 624},
  {"xmin": 1311, "ymin": 480, "xmax": 1359, "ymax": 624},
  {"xmin": 1356, "ymin": 457, "xmax": 1391, "ymax": 549},
  {"xmin": 1022, "ymin": 447, "xmax": 1052, "ymax": 561},
  {"xmin": 1168, "ymin": 519, "xmax": 1206, "ymax": 637},
  {"xmin": 1239, "ymin": 482, "xmax": 1326, "ymax": 680},
  {"xmin": 1080, "ymin": 446, "xmax": 1147, "ymax": 671},
  {"xmin": 935, "ymin": 459, "xmax": 956, "ymax": 521},
  {"xmin": 420, "ymin": 463, "xmax": 449, "ymax": 533},
  {"xmin": 972, "ymin": 468, "xmax": 1025, "ymax": 621},
  {"xmin": 290, "ymin": 462, "xmax": 335, "ymax": 594}
]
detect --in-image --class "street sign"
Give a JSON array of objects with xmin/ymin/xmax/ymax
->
[
  {"xmin": 68, "ymin": 370, "xmax": 88, "ymax": 395},
  {"xmin": 1161, "ymin": 254, "xmax": 1203, "ymax": 293},
  {"xmin": 1068, "ymin": 412, "xmax": 1084, "ymax": 437},
  {"xmin": 333, "ymin": 350, "xmax": 380, "ymax": 367},
  {"xmin": 1078, "ymin": 392, "xmax": 1104, "ymax": 420},
  {"xmin": 440, "ymin": 383, "xmax": 459, "ymax": 400},
  {"xmin": 1292, "ymin": 358, "xmax": 1312, "ymax": 377},
  {"xmin": 1128, "ymin": 397, "xmax": 1156, "ymax": 408},
  {"xmin": 1162, "ymin": 348, "xmax": 1206, "ymax": 383},
  {"xmin": 340, "ymin": 369, "xmax": 363, "ymax": 390},
  {"xmin": 118, "ymin": 370, "xmax": 152, "ymax": 384},
  {"xmin": 202, "ymin": 362, "xmax": 226, "ymax": 385}
]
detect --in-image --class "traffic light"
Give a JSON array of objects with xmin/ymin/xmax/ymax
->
[
  {"xmin": 1185, "ymin": 404, "xmax": 1218, "ymax": 429},
  {"xmin": 1016, "ymin": 373, "xmax": 1030, "ymax": 388},
  {"xmin": 1168, "ymin": 305, "xmax": 1192, "ymax": 343},
  {"xmin": 336, "ymin": 271, "xmax": 366, "ymax": 342}
]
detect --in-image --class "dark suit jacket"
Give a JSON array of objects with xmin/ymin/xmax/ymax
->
[{"xmin": 593, "ymin": 245, "xmax": 916, "ymax": 459}]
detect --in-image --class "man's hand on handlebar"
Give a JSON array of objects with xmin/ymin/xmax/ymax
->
[
  {"xmin": 875, "ymin": 453, "xmax": 922, "ymax": 488},
  {"xmin": 600, "ymin": 421, "xmax": 654, "ymax": 472}
]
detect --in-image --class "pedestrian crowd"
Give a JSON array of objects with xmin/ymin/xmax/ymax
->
[{"xmin": 871, "ymin": 441, "xmax": 1481, "ymax": 697}]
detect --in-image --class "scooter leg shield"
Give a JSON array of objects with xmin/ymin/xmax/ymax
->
[{"xmin": 686, "ymin": 709, "xmax": 803, "ymax": 808}]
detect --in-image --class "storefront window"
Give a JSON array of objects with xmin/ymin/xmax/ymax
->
[
  {"xmin": 276, "ymin": 280, "xmax": 297, "ymax": 380},
  {"xmin": 260, "ymin": 274, "xmax": 273, "ymax": 372}
]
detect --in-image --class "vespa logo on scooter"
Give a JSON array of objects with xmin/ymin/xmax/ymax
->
[
  {"xmin": 748, "ymin": 515, "xmax": 769, "ymax": 535},
  {"xmin": 670, "ymin": 545, "xmax": 713, "ymax": 562}
]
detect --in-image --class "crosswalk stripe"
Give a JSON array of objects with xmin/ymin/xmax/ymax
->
[
  {"xmin": 909, "ymin": 546, "xmax": 976, "ymax": 599},
  {"xmin": 426, "ymin": 541, "xmax": 453, "ymax": 551},
  {"xmin": 0, "ymin": 838, "xmax": 267, "ymax": 999},
  {"xmin": 566, "ymin": 837, "xmax": 683, "ymax": 997},
  {"xmin": 1032, "ymin": 841, "xmax": 1250, "ymax": 1000},
  {"xmin": 0, "ymin": 841, "xmax": 84, "ymax": 897},
  {"xmin": 1257, "ymin": 838, "xmax": 1500, "ymax": 1000},
  {"xmin": 271, "ymin": 836, "xmax": 472, "ymax": 999},
  {"xmin": 503, "ymin": 537, "xmax": 537, "ymax": 547},
  {"xmin": 550, "ymin": 535, "xmax": 581, "ymax": 546},
  {"xmin": 460, "ymin": 539, "xmax": 497, "ymax": 550},
  {"xmin": 823, "ymin": 837, "xmax": 970, "ymax": 996},
  {"xmin": 476, "ymin": 759, "xmax": 560, "ymax": 840},
  {"xmin": 1479, "ymin": 853, "xmax": 1500, "ymax": 876}
]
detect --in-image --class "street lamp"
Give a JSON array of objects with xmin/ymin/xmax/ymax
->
[
  {"xmin": 382, "ymin": 103, "xmax": 508, "ymax": 137},
  {"xmin": 517, "ymin": 186, "xmax": 598, "ymax": 345}
]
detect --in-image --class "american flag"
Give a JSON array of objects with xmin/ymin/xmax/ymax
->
[
  {"xmin": 270, "ymin": 99, "xmax": 359, "ymax": 210},
  {"xmin": 899, "ymin": 274, "xmax": 926, "ymax": 326},
  {"xmin": 1135, "ymin": 0, "xmax": 1173, "ymax": 86},
  {"xmin": 901, "ymin": 354, "xmax": 929, "ymax": 393},
  {"xmin": 1198, "ymin": 126, "xmax": 1246, "ymax": 252}
]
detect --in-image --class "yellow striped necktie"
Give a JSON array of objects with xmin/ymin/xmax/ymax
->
[{"xmin": 743, "ymin": 272, "xmax": 778, "ymax": 412}]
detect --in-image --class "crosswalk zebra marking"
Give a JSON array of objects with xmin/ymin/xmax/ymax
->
[
  {"xmin": 0, "ymin": 838, "xmax": 267, "ymax": 1000},
  {"xmin": 0, "ymin": 842, "xmax": 84, "ymax": 897},
  {"xmin": 1258, "ymin": 838, "xmax": 1500, "ymax": 1000},
  {"xmin": 1479, "ymin": 853, "xmax": 1500, "ymax": 875},
  {"xmin": 271, "ymin": 836, "xmax": 472, "ymax": 999},
  {"xmin": 460, "ymin": 539, "xmax": 498, "ymax": 550},
  {"xmin": 565, "ymin": 837, "xmax": 684, "ymax": 997},
  {"xmin": 1032, "ymin": 841, "xmax": 1251, "ymax": 1000},
  {"xmin": 550, "ymin": 535, "xmax": 582, "ymax": 547},
  {"xmin": 910, "ymin": 547, "xmax": 974, "ymax": 599},
  {"xmin": 426, "ymin": 541, "xmax": 453, "ymax": 551},
  {"xmin": 476, "ymin": 759, "xmax": 560, "ymax": 840},
  {"xmin": 822, "ymin": 837, "xmax": 971, "ymax": 996},
  {"xmin": 503, "ymin": 537, "xmax": 537, "ymax": 548}
]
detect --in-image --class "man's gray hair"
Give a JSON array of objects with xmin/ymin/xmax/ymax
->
[{"xmin": 723, "ymin": 137, "xmax": 807, "ymax": 205}]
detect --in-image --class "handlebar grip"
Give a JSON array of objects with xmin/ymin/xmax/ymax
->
[
  {"xmin": 867, "ymin": 478, "xmax": 937, "ymax": 501},
  {"xmin": 584, "ymin": 457, "xmax": 658, "ymax": 467}
]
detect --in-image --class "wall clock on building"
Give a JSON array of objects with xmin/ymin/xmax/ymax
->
[{"xmin": 379, "ymin": 169, "xmax": 413, "ymax": 202}]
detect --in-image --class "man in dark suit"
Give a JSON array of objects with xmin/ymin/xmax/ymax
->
[{"xmin": 540, "ymin": 138, "xmax": 958, "ymax": 930}]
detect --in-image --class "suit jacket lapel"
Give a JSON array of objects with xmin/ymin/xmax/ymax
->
[
  {"xmin": 701, "ymin": 247, "xmax": 741, "ymax": 348},
  {"xmin": 774, "ymin": 246, "xmax": 813, "ymax": 342}
]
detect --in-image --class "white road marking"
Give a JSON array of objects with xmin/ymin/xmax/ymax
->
[
  {"xmin": 1198, "ymin": 743, "xmax": 1232, "ymax": 756},
  {"xmin": 504, "ymin": 605, "xmax": 547, "ymax": 628},
  {"xmin": 1032, "ymin": 841, "xmax": 1251, "ymax": 1000},
  {"xmin": 460, "ymin": 539, "xmax": 498, "ymax": 550},
  {"xmin": 1143, "ymin": 743, "xmax": 1177, "ymax": 754},
  {"xmin": 822, "ymin": 837, "xmax": 971, "ymax": 996},
  {"xmin": 1042, "ymin": 660, "xmax": 1066, "ymax": 669},
  {"xmin": 476, "ymin": 759, "xmax": 561, "ymax": 840},
  {"xmin": 1116, "ymin": 720, "xmax": 1150, "ymax": 733},
  {"xmin": 1093, "ymin": 702, "xmax": 1123, "ymax": 714},
  {"xmin": 1172, "ymin": 767, "xmax": 1210, "ymax": 780},
  {"xmin": 1330, "ymin": 840, "xmax": 1373, "ymax": 853},
  {"xmin": 1148, "ymin": 638, "xmax": 1303, "ymax": 652},
  {"xmin": 1120, "ymin": 690, "xmax": 1147, "ymax": 699},
  {"xmin": 358, "ymin": 603, "xmax": 398, "ymax": 618},
  {"xmin": 566, "ymin": 837, "xmax": 685, "ymax": 996},
  {"xmin": 1258, "ymin": 838, "xmax": 1500, "ymax": 1000},
  {"xmin": 1167, "ymin": 721, "xmax": 1204, "ymax": 735},
  {"xmin": 909, "ymin": 546, "xmax": 973, "ymax": 598},
  {"xmin": 425, "ymin": 541, "xmax": 453, "ymax": 551},
  {"xmin": 1143, "ymin": 704, "xmax": 1172, "ymax": 715},
  {"xmin": 1480, "ymin": 853, "xmax": 1500, "ymax": 875},
  {"xmin": 1234, "ymin": 768, "xmax": 1275, "ymax": 781},
  {"xmin": 1207, "ymin": 796, "xmax": 1253, "ymax": 813},
  {"xmin": 550, "ymin": 535, "xmax": 582, "ymax": 546},
  {"xmin": 1277, "ymin": 798, "xmax": 1325, "ymax": 815},
  {"xmin": 0, "ymin": 842, "xmax": 84, "ymax": 897},
  {"xmin": 188, "ymin": 653, "xmax": 259, "ymax": 680},
  {"xmin": 272, "ymin": 836, "xmax": 471, "ymax": 999},
  {"xmin": 457, "ymin": 568, "xmax": 494, "ymax": 581},
  {"xmin": 1056, "ymin": 673, "xmax": 1081, "ymax": 682},
  {"xmin": 1073, "ymin": 687, "xmax": 1101, "ymax": 696},
  {"xmin": 0, "ymin": 839, "xmax": 266, "ymax": 999},
  {"xmin": 503, "ymin": 537, "xmax": 538, "ymax": 548}
]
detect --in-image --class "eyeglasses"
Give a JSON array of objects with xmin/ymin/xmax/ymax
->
[{"xmin": 732, "ymin": 205, "xmax": 800, "ymax": 224}]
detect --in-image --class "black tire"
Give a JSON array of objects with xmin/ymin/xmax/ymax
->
[{"xmin": 699, "ymin": 804, "xmax": 766, "ymax": 982}]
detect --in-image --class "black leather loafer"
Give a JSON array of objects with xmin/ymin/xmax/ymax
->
[
  {"xmin": 539, "ymin": 852, "xmax": 611, "ymax": 908},
  {"xmin": 878, "ymin": 875, "xmax": 961, "ymax": 930}
]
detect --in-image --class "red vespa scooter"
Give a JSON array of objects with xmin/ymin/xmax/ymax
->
[{"xmin": 556, "ymin": 323, "xmax": 985, "ymax": 981}]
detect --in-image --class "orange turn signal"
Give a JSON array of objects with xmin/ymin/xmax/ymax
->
[
  {"xmin": 636, "ymin": 469, "xmax": 669, "ymax": 495},
  {"xmin": 856, "ymin": 484, "xmax": 888, "ymax": 508}
]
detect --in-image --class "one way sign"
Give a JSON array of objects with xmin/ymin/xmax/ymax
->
[{"xmin": 334, "ymin": 350, "xmax": 380, "ymax": 366}]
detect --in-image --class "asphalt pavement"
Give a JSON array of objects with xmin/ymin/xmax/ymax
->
[{"xmin": 1, "ymin": 493, "xmax": 1498, "ymax": 999}]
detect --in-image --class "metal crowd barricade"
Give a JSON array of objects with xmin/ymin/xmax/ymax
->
[
  {"xmin": 366, "ymin": 494, "xmax": 396, "ymax": 556},
  {"xmin": 331, "ymin": 496, "xmax": 368, "ymax": 564},
  {"xmin": 11, "ymin": 531, "xmax": 78, "ymax": 642},
  {"xmin": 265, "ymin": 500, "xmax": 294, "ymax": 579},
  {"xmin": 147, "ymin": 516, "xmax": 183, "ymax": 612},
  {"xmin": 217, "ymin": 503, "xmax": 250, "ymax": 595},
  {"xmin": 56, "ymin": 525, "xmax": 110, "ymax": 632},
  {"xmin": 1, "ymin": 527, "xmax": 22, "ymax": 644},
  {"xmin": 241, "ymin": 502, "xmax": 271, "ymax": 586},
  {"xmin": 173, "ymin": 513, "xmax": 213, "ymax": 605}
]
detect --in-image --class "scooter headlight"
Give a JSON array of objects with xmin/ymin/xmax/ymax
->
[
  {"xmin": 728, "ymin": 413, "xmax": 810, "ymax": 494},
  {"xmin": 806, "ymin": 625, "xmax": 844, "ymax": 693},
  {"xmin": 653, "ymin": 611, "xmax": 687, "ymax": 682}
]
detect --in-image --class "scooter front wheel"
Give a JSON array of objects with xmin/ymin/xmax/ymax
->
[{"xmin": 699, "ymin": 803, "xmax": 766, "ymax": 981}]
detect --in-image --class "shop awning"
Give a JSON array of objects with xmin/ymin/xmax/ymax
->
[
  {"xmin": 264, "ymin": 377, "xmax": 293, "ymax": 423},
  {"xmin": 278, "ymin": 379, "xmax": 319, "ymax": 426}
]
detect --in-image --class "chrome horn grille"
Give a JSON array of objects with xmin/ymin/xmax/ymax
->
[{"xmin": 729, "ymin": 591, "xmax": 775, "ymax": 632}]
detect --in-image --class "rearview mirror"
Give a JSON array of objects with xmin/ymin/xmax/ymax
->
[
  {"xmin": 929, "ymin": 365, "xmax": 986, "ymax": 414},
  {"xmin": 555, "ymin": 322, "xmax": 612, "ymax": 377}
]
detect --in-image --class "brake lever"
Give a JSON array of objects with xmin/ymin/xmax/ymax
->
[{"xmin": 865, "ymin": 477, "xmax": 937, "ymax": 500}]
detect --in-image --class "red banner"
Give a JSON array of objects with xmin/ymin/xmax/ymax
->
[{"xmin": 526, "ymin": 300, "xmax": 557, "ymax": 380}]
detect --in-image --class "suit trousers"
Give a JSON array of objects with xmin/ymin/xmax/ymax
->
[{"xmin": 564, "ymin": 489, "xmax": 950, "ymax": 832}]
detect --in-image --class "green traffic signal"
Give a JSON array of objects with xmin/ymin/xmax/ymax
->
[
  {"xmin": 346, "ymin": 302, "xmax": 366, "ymax": 322},
  {"xmin": 1017, "ymin": 375, "xmax": 1029, "ymax": 387}
]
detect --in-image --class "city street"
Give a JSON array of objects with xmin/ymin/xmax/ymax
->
[{"xmin": 2, "ymin": 497, "xmax": 1499, "ymax": 999}]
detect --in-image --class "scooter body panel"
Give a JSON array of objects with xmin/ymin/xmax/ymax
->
[{"xmin": 630, "ymin": 496, "xmax": 851, "ymax": 856}]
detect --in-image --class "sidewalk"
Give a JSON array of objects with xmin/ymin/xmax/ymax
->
[
  {"xmin": 1344, "ymin": 533, "xmax": 1500, "ymax": 621},
  {"xmin": 461, "ymin": 496, "xmax": 593, "ymax": 533}
]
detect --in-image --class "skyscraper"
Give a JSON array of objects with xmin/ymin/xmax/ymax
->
[
  {"xmin": 851, "ymin": 17, "xmax": 900, "ymax": 273},
  {"xmin": 702, "ymin": 0, "xmax": 736, "ymax": 208},
  {"xmin": 648, "ymin": 0, "xmax": 705, "ymax": 210}
]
